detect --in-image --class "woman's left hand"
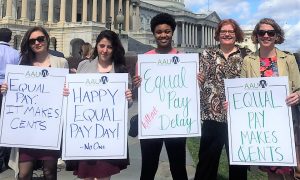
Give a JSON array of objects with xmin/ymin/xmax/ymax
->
[
  {"xmin": 125, "ymin": 89, "xmax": 133, "ymax": 102},
  {"xmin": 286, "ymin": 92, "xmax": 300, "ymax": 106}
]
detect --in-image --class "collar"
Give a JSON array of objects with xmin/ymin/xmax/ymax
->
[{"xmin": 0, "ymin": 41, "xmax": 10, "ymax": 46}]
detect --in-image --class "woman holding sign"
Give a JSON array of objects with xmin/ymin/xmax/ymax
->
[
  {"xmin": 1, "ymin": 26, "xmax": 68, "ymax": 179},
  {"xmin": 133, "ymin": 13, "xmax": 188, "ymax": 180},
  {"xmin": 241, "ymin": 18, "xmax": 300, "ymax": 180},
  {"xmin": 194, "ymin": 19, "xmax": 251, "ymax": 180},
  {"xmin": 65, "ymin": 30, "xmax": 133, "ymax": 180}
]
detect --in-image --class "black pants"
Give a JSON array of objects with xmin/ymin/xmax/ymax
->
[
  {"xmin": 194, "ymin": 120, "xmax": 247, "ymax": 180},
  {"xmin": 0, "ymin": 92, "xmax": 10, "ymax": 171},
  {"xmin": 140, "ymin": 138, "xmax": 188, "ymax": 180}
]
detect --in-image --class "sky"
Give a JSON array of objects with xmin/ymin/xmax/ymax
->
[{"xmin": 185, "ymin": 0, "xmax": 300, "ymax": 53}]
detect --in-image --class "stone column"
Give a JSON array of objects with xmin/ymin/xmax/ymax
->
[
  {"xmin": 173, "ymin": 23, "xmax": 178, "ymax": 47},
  {"xmin": 135, "ymin": 5, "xmax": 140, "ymax": 31},
  {"xmin": 59, "ymin": 0, "xmax": 66, "ymax": 23},
  {"xmin": 4, "ymin": 0, "xmax": 12, "ymax": 18},
  {"xmin": 201, "ymin": 25, "xmax": 205, "ymax": 48},
  {"xmin": 213, "ymin": 28, "xmax": 216, "ymax": 45},
  {"xmin": 189, "ymin": 23, "xmax": 192, "ymax": 46},
  {"xmin": 35, "ymin": 0, "xmax": 41, "ymax": 21},
  {"xmin": 204, "ymin": 25, "xmax": 208, "ymax": 46},
  {"xmin": 119, "ymin": 0, "xmax": 122, "ymax": 11},
  {"xmin": 181, "ymin": 22, "xmax": 185, "ymax": 47},
  {"xmin": 125, "ymin": 0, "xmax": 130, "ymax": 31},
  {"xmin": 110, "ymin": 0, "xmax": 115, "ymax": 29},
  {"xmin": 92, "ymin": 0, "xmax": 97, "ymax": 22},
  {"xmin": 48, "ymin": 0, "xmax": 53, "ymax": 23},
  {"xmin": 192, "ymin": 24, "xmax": 194, "ymax": 47},
  {"xmin": 101, "ymin": 0, "xmax": 106, "ymax": 23},
  {"xmin": 195, "ymin": 25, "xmax": 198, "ymax": 47},
  {"xmin": 20, "ymin": 0, "xmax": 28, "ymax": 20},
  {"xmin": 72, "ymin": 0, "xmax": 77, "ymax": 22},
  {"xmin": 82, "ymin": 0, "xmax": 87, "ymax": 22}
]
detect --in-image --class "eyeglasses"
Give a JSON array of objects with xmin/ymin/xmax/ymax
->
[
  {"xmin": 220, "ymin": 30, "xmax": 235, "ymax": 35},
  {"xmin": 29, "ymin": 36, "xmax": 45, "ymax": 45},
  {"xmin": 257, "ymin": 30, "xmax": 276, "ymax": 37}
]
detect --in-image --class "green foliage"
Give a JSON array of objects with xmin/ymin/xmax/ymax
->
[{"xmin": 187, "ymin": 137, "xmax": 267, "ymax": 180}]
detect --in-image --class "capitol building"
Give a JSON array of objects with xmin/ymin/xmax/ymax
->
[{"xmin": 0, "ymin": 0, "xmax": 221, "ymax": 56}]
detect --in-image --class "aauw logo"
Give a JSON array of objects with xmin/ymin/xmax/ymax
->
[
  {"xmin": 259, "ymin": 80, "xmax": 267, "ymax": 88},
  {"xmin": 85, "ymin": 76, "xmax": 109, "ymax": 85},
  {"xmin": 172, "ymin": 56, "xmax": 179, "ymax": 64},
  {"xmin": 157, "ymin": 56, "xmax": 180, "ymax": 65},
  {"xmin": 244, "ymin": 80, "xmax": 268, "ymax": 90},
  {"xmin": 101, "ymin": 76, "xmax": 108, "ymax": 84},
  {"xmin": 25, "ymin": 69, "xmax": 49, "ymax": 78}
]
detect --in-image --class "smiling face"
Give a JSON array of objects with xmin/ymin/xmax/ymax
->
[
  {"xmin": 219, "ymin": 24, "xmax": 236, "ymax": 46},
  {"xmin": 257, "ymin": 23, "xmax": 276, "ymax": 48},
  {"xmin": 97, "ymin": 38, "xmax": 113, "ymax": 63},
  {"xmin": 153, "ymin": 24, "xmax": 173, "ymax": 49},
  {"xmin": 29, "ymin": 30, "xmax": 48, "ymax": 54}
]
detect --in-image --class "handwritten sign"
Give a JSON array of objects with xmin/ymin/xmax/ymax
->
[
  {"xmin": 138, "ymin": 54, "xmax": 201, "ymax": 139},
  {"xmin": 225, "ymin": 77, "xmax": 296, "ymax": 166},
  {"xmin": 62, "ymin": 73, "xmax": 128, "ymax": 160},
  {"xmin": 0, "ymin": 65, "xmax": 68, "ymax": 150}
]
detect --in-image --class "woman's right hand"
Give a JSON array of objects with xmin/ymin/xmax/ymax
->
[
  {"xmin": 197, "ymin": 73, "xmax": 205, "ymax": 85},
  {"xmin": 0, "ymin": 83, "xmax": 8, "ymax": 94},
  {"xmin": 223, "ymin": 101, "xmax": 229, "ymax": 111},
  {"xmin": 133, "ymin": 75, "xmax": 142, "ymax": 88},
  {"xmin": 63, "ymin": 86, "xmax": 70, "ymax": 96}
]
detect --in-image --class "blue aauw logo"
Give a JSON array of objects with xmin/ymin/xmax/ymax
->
[
  {"xmin": 172, "ymin": 56, "xmax": 179, "ymax": 64},
  {"xmin": 25, "ymin": 69, "xmax": 49, "ymax": 78},
  {"xmin": 101, "ymin": 76, "xmax": 108, "ymax": 84},
  {"xmin": 41, "ymin": 69, "xmax": 49, "ymax": 77}
]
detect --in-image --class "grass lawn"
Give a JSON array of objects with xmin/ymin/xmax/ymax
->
[{"xmin": 187, "ymin": 137, "xmax": 268, "ymax": 180}]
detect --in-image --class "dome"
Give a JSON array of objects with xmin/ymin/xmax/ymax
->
[{"xmin": 142, "ymin": 0, "xmax": 185, "ymax": 10}]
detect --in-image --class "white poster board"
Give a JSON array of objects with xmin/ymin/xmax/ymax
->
[
  {"xmin": 0, "ymin": 65, "xmax": 68, "ymax": 150},
  {"xmin": 225, "ymin": 77, "xmax": 297, "ymax": 166},
  {"xmin": 62, "ymin": 73, "xmax": 128, "ymax": 160},
  {"xmin": 138, "ymin": 54, "xmax": 201, "ymax": 139}
]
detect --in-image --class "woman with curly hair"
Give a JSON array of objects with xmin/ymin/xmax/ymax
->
[{"xmin": 241, "ymin": 18, "xmax": 300, "ymax": 180}]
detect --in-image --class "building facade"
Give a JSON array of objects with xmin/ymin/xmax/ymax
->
[{"xmin": 0, "ymin": 0, "xmax": 221, "ymax": 55}]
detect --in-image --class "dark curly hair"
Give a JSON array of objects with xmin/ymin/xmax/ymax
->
[
  {"xmin": 20, "ymin": 26, "xmax": 50, "ymax": 65},
  {"xmin": 251, "ymin": 18, "xmax": 285, "ymax": 44},
  {"xmin": 214, "ymin": 19, "xmax": 244, "ymax": 43},
  {"xmin": 93, "ymin": 30, "xmax": 127, "ymax": 73},
  {"xmin": 150, "ymin": 13, "xmax": 176, "ymax": 34}
]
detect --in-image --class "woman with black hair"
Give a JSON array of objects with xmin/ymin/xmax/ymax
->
[
  {"xmin": 69, "ymin": 30, "xmax": 133, "ymax": 180},
  {"xmin": 1, "ymin": 26, "xmax": 68, "ymax": 180},
  {"xmin": 133, "ymin": 13, "xmax": 188, "ymax": 180}
]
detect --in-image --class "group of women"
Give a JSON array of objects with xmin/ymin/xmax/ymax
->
[{"xmin": 0, "ymin": 12, "xmax": 300, "ymax": 180}]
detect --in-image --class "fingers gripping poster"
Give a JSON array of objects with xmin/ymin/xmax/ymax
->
[
  {"xmin": 62, "ymin": 73, "xmax": 128, "ymax": 160},
  {"xmin": 225, "ymin": 77, "xmax": 296, "ymax": 166},
  {"xmin": 0, "ymin": 65, "xmax": 68, "ymax": 150},
  {"xmin": 138, "ymin": 54, "xmax": 201, "ymax": 139}
]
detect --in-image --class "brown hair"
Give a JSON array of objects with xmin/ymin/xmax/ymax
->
[
  {"xmin": 251, "ymin": 18, "xmax": 285, "ymax": 44},
  {"xmin": 80, "ymin": 42, "xmax": 93, "ymax": 59},
  {"xmin": 214, "ymin": 19, "xmax": 244, "ymax": 43}
]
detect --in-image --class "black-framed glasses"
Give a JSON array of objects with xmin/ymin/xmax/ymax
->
[
  {"xmin": 257, "ymin": 30, "xmax": 276, "ymax": 37},
  {"xmin": 29, "ymin": 36, "xmax": 45, "ymax": 45}
]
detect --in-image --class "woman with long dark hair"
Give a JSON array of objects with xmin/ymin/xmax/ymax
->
[
  {"xmin": 1, "ymin": 26, "xmax": 68, "ymax": 180},
  {"xmin": 68, "ymin": 30, "xmax": 132, "ymax": 180}
]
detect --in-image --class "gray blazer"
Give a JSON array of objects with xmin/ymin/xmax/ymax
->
[
  {"xmin": 77, "ymin": 58, "xmax": 115, "ymax": 73},
  {"xmin": 49, "ymin": 54, "xmax": 69, "ymax": 69}
]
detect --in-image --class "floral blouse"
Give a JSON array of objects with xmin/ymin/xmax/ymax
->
[
  {"xmin": 200, "ymin": 45, "xmax": 251, "ymax": 123},
  {"xmin": 260, "ymin": 56, "xmax": 279, "ymax": 77}
]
